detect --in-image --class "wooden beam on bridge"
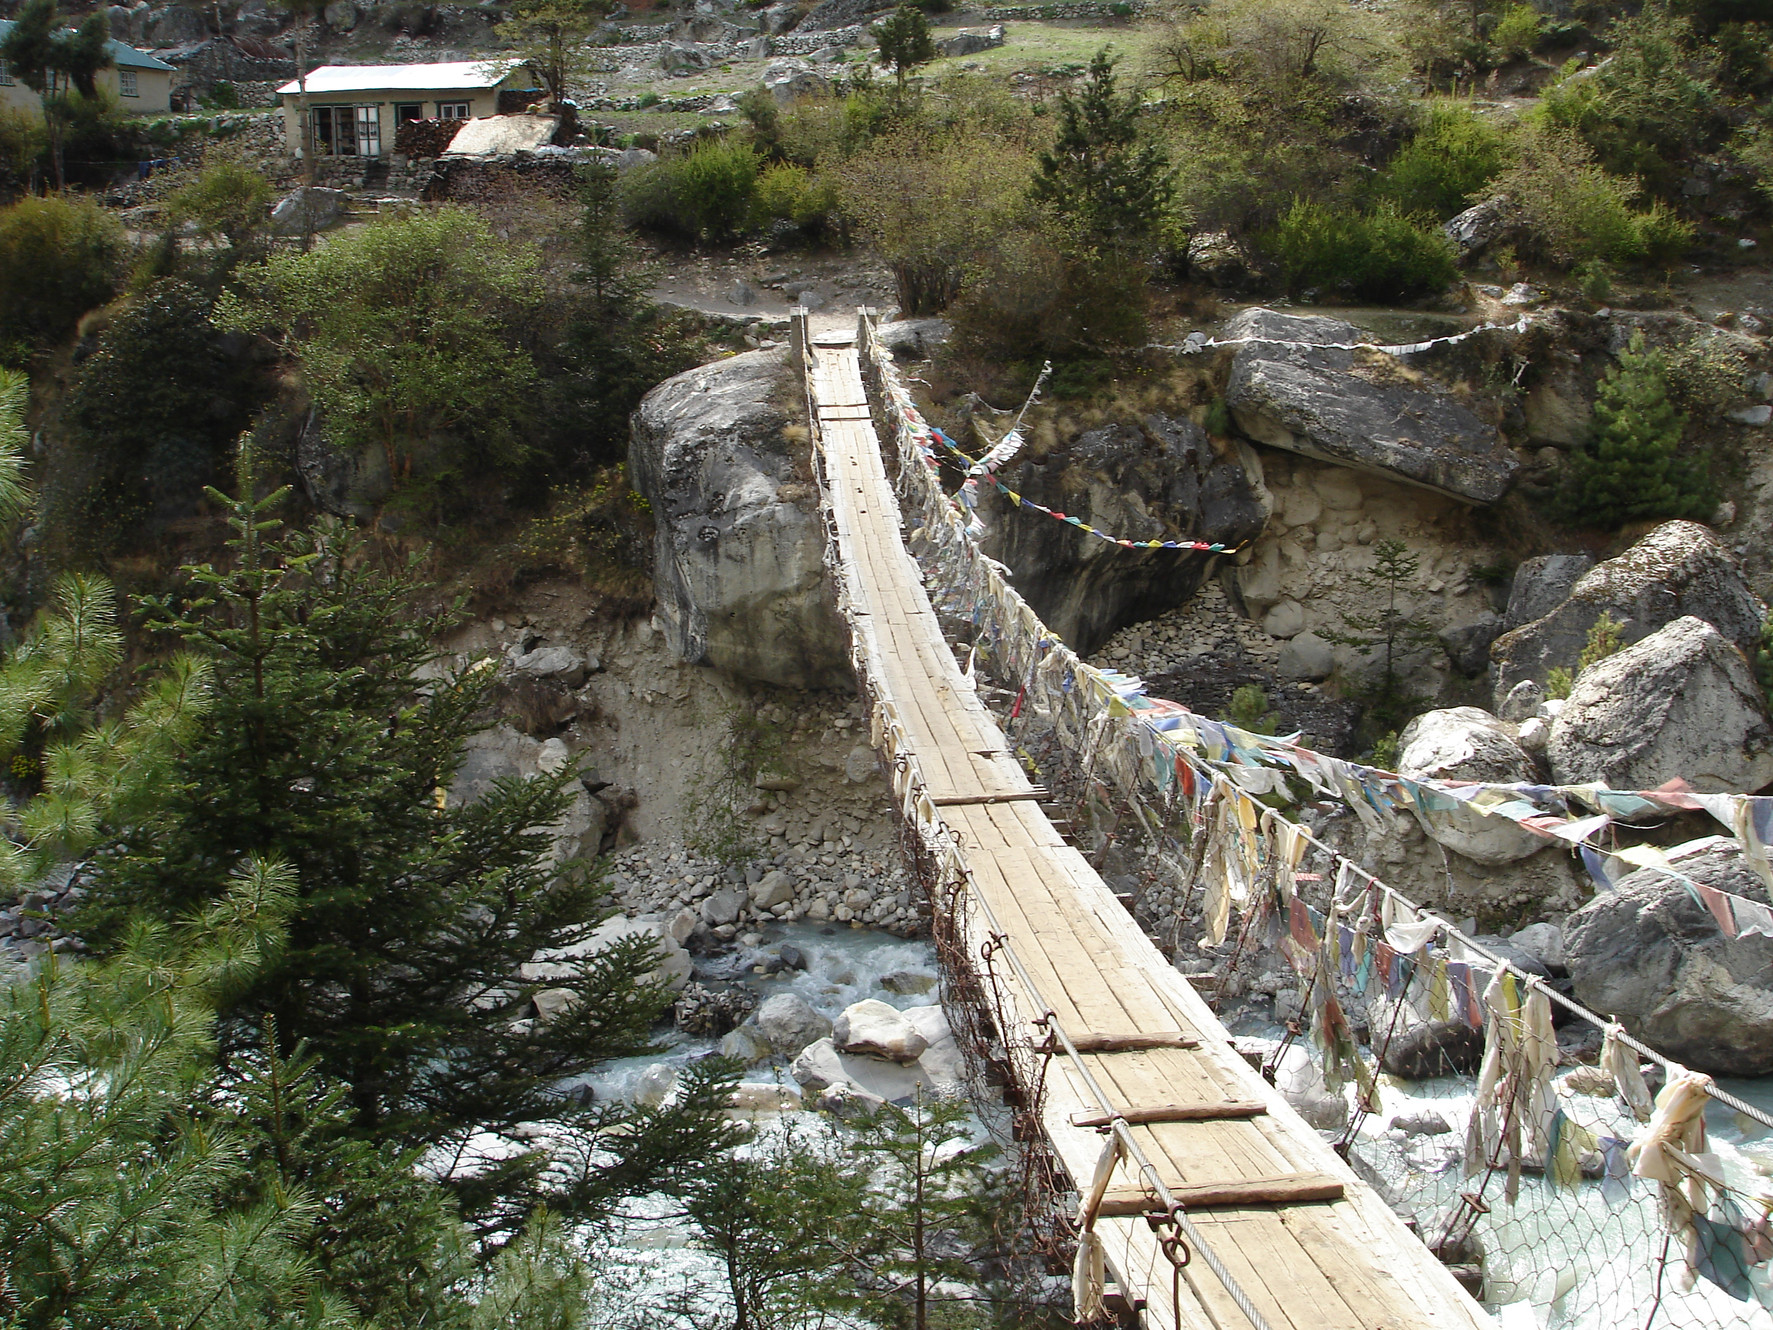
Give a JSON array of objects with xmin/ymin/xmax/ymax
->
[
  {"xmin": 1097, "ymin": 1172, "xmax": 1346, "ymax": 1216},
  {"xmin": 1065, "ymin": 1032, "xmax": 1201, "ymax": 1053},
  {"xmin": 1070, "ymin": 1101, "xmax": 1269, "ymax": 1129}
]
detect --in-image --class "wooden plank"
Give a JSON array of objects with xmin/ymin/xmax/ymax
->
[
  {"xmin": 1098, "ymin": 1173, "xmax": 1344, "ymax": 1215},
  {"xmin": 1071, "ymin": 1101, "xmax": 1268, "ymax": 1128},
  {"xmin": 1065, "ymin": 1033, "xmax": 1201, "ymax": 1053}
]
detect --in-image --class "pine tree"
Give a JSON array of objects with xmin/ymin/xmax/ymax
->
[
  {"xmin": 872, "ymin": 5, "xmax": 935, "ymax": 101},
  {"xmin": 1559, "ymin": 330, "xmax": 1711, "ymax": 529},
  {"xmin": 1322, "ymin": 539, "xmax": 1443, "ymax": 736},
  {"xmin": 84, "ymin": 448, "xmax": 744, "ymax": 1240},
  {"xmin": 1030, "ymin": 48, "xmax": 1174, "ymax": 253}
]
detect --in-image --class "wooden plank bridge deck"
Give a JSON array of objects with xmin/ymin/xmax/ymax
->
[{"xmin": 802, "ymin": 316, "xmax": 1491, "ymax": 1330}]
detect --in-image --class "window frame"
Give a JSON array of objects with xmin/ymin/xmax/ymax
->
[
  {"xmin": 118, "ymin": 67, "xmax": 138, "ymax": 97},
  {"xmin": 0, "ymin": 58, "xmax": 14, "ymax": 87},
  {"xmin": 437, "ymin": 101, "xmax": 471, "ymax": 121}
]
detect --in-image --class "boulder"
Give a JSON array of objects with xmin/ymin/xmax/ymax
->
[
  {"xmin": 750, "ymin": 868, "xmax": 795, "ymax": 910},
  {"xmin": 902, "ymin": 1003, "xmax": 964, "ymax": 1088},
  {"xmin": 1397, "ymin": 708, "xmax": 1545, "ymax": 865},
  {"xmin": 731, "ymin": 1081, "xmax": 802, "ymax": 1112},
  {"xmin": 1498, "ymin": 679, "xmax": 1544, "ymax": 722},
  {"xmin": 790, "ymin": 1036, "xmax": 922, "ymax": 1103},
  {"xmin": 756, "ymin": 991, "xmax": 832, "ymax": 1055},
  {"xmin": 1491, "ymin": 521, "xmax": 1766, "ymax": 703},
  {"xmin": 761, "ymin": 2, "xmax": 800, "ymax": 33},
  {"xmin": 660, "ymin": 42, "xmax": 713, "ymax": 71},
  {"xmin": 269, "ymin": 186, "xmax": 346, "ymax": 237},
  {"xmin": 833, "ymin": 998, "xmax": 928, "ymax": 1063},
  {"xmin": 1547, "ymin": 617, "xmax": 1773, "ymax": 793},
  {"xmin": 980, "ymin": 412, "xmax": 1269, "ymax": 654},
  {"xmin": 322, "ymin": 0, "xmax": 357, "ymax": 30},
  {"xmin": 719, "ymin": 1024, "xmax": 773, "ymax": 1064},
  {"xmin": 933, "ymin": 23, "xmax": 1002, "ymax": 57},
  {"xmin": 148, "ymin": 3, "xmax": 208, "ymax": 43},
  {"xmin": 449, "ymin": 725, "xmax": 606, "ymax": 862},
  {"xmin": 1504, "ymin": 555, "xmax": 1595, "ymax": 632},
  {"xmin": 674, "ymin": 981, "xmax": 756, "ymax": 1036},
  {"xmin": 1565, "ymin": 841, "xmax": 1773, "ymax": 1075},
  {"xmin": 701, "ymin": 887, "xmax": 743, "ymax": 926},
  {"xmin": 763, "ymin": 65, "xmax": 831, "ymax": 104},
  {"xmin": 1439, "ymin": 612, "xmax": 1502, "ymax": 676},
  {"xmin": 1379, "ymin": 1020, "xmax": 1485, "ymax": 1079},
  {"xmin": 523, "ymin": 914, "xmax": 691, "ymax": 992},
  {"xmin": 875, "ymin": 318, "xmax": 949, "ymax": 360},
  {"xmin": 880, "ymin": 969, "xmax": 937, "ymax": 995},
  {"xmin": 1441, "ymin": 195, "xmax": 1517, "ymax": 261},
  {"xmin": 509, "ymin": 644, "xmax": 590, "ymax": 686},
  {"xmin": 797, "ymin": 0, "xmax": 891, "ymax": 30},
  {"xmin": 293, "ymin": 406, "xmax": 388, "ymax": 520},
  {"xmin": 1278, "ymin": 631, "xmax": 1335, "ymax": 681},
  {"xmin": 1222, "ymin": 308, "xmax": 1518, "ymax": 504},
  {"xmin": 628, "ymin": 350, "xmax": 849, "ymax": 688},
  {"xmin": 1186, "ymin": 231, "xmax": 1249, "ymax": 288},
  {"xmin": 1508, "ymin": 922, "xmax": 1565, "ymax": 971},
  {"xmin": 1392, "ymin": 1109, "xmax": 1454, "ymax": 1136}
]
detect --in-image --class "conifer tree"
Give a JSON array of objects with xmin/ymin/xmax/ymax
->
[
  {"xmin": 873, "ymin": 4, "xmax": 935, "ymax": 101},
  {"xmin": 1558, "ymin": 330, "xmax": 1711, "ymax": 529},
  {"xmin": 85, "ymin": 447, "xmax": 743, "ymax": 1239},
  {"xmin": 1030, "ymin": 48, "xmax": 1174, "ymax": 252}
]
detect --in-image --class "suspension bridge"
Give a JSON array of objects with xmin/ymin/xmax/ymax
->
[{"xmin": 794, "ymin": 308, "xmax": 1494, "ymax": 1330}]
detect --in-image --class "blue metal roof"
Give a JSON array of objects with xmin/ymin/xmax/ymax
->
[{"xmin": 0, "ymin": 19, "xmax": 176, "ymax": 73}]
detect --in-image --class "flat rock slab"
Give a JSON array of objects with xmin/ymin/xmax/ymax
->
[{"xmin": 1223, "ymin": 308, "xmax": 1518, "ymax": 504}]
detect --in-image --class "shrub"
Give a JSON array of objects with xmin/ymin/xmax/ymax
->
[
  {"xmin": 1377, "ymin": 101, "xmax": 1514, "ymax": 220},
  {"xmin": 621, "ymin": 138, "xmax": 760, "ymax": 241},
  {"xmin": 750, "ymin": 162, "xmax": 838, "ymax": 233},
  {"xmin": 1263, "ymin": 199, "xmax": 1457, "ymax": 302},
  {"xmin": 1491, "ymin": 4, "xmax": 1542, "ymax": 58},
  {"xmin": 0, "ymin": 194, "xmax": 126, "ymax": 350},
  {"xmin": 1490, "ymin": 130, "xmax": 1688, "ymax": 267}
]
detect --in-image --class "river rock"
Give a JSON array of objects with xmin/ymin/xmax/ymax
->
[
  {"xmin": 1491, "ymin": 522, "xmax": 1765, "ymax": 704},
  {"xmin": 674, "ymin": 981, "xmax": 756, "ymax": 1036},
  {"xmin": 980, "ymin": 411, "xmax": 1270, "ymax": 654},
  {"xmin": 629, "ymin": 350, "xmax": 849, "ymax": 689},
  {"xmin": 1392, "ymin": 1109, "xmax": 1454, "ymax": 1136},
  {"xmin": 1397, "ymin": 708, "xmax": 1545, "ymax": 865},
  {"xmin": 833, "ymin": 998, "xmax": 929, "ymax": 1063},
  {"xmin": 1508, "ymin": 922, "xmax": 1565, "ymax": 971},
  {"xmin": 1564, "ymin": 841, "xmax": 1773, "ymax": 1075},
  {"xmin": 756, "ymin": 991, "xmax": 832, "ymax": 1055},
  {"xmin": 1379, "ymin": 1020, "xmax": 1485, "ymax": 1079},
  {"xmin": 790, "ymin": 1036, "xmax": 921, "ymax": 1103},
  {"xmin": 731, "ymin": 1081, "xmax": 802, "ymax": 1112},
  {"xmin": 750, "ymin": 869, "xmax": 795, "ymax": 910},
  {"xmin": 902, "ymin": 1003, "xmax": 964, "ymax": 1087},
  {"xmin": 1222, "ymin": 308, "xmax": 1518, "ymax": 504},
  {"xmin": 881, "ymin": 969, "xmax": 937, "ymax": 995},
  {"xmin": 701, "ymin": 887, "xmax": 743, "ymax": 926},
  {"xmin": 720, "ymin": 1023, "xmax": 773, "ymax": 1064},
  {"xmin": 1547, "ymin": 617, "xmax": 1773, "ymax": 793},
  {"xmin": 578, "ymin": 915, "xmax": 693, "ymax": 991}
]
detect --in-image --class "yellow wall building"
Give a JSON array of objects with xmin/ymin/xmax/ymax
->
[
  {"xmin": 0, "ymin": 22, "xmax": 175, "ymax": 116},
  {"xmin": 276, "ymin": 62, "xmax": 541, "ymax": 159}
]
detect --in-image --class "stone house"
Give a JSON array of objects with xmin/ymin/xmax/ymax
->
[
  {"xmin": 275, "ymin": 61, "xmax": 541, "ymax": 159},
  {"xmin": 0, "ymin": 21, "xmax": 175, "ymax": 115}
]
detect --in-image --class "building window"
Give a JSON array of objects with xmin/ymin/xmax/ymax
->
[
  {"xmin": 354, "ymin": 104, "xmax": 381, "ymax": 156},
  {"xmin": 438, "ymin": 101, "xmax": 470, "ymax": 120},
  {"xmin": 395, "ymin": 102, "xmax": 422, "ymax": 123},
  {"xmin": 119, "ymin": 68, "xmax": 138, "ymax": 97},
  {"xmin": 0, "ymin": 58, "xmax": 14, "ymax": 87}
]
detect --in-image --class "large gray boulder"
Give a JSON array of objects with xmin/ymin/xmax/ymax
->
[
  {"xmin": 756, "ymin": 992, "xmax": 832, "ymax": 1055},
  {"xmin": 1547, "ymin": 617, "xmax": 1773, "ymax": 793},
  {"xmin": 450, "ymin": 727, "xmax": 607, "ymax": 863},
  {"xmin": 934, "ymin": 24, "xmax": 1003, "ymax": 57},
  {"xmin": 833, "ymin": 998, "xmax": 928, "ymax": 1063},
  {"xmin": 979, "ymin": 412, "xmax": 1269, "ymax": 654},
  {"xmin": 629, "ymin": 350, "xmax": 848, "ymax": 689},
  {"xmin": 1565, "ymin": 842, "xmax": 1773, "ymax": 1075},
  {"xmin": 1441, "ymin": 195, "xmax": 1517, "ymax": 262},
  {"xmin": 1492, "ymin": 522, "xmax": 1765, "ymax": 703},
  {"xmin": 1503, "ymin": 554, "xmax": 1594, "ymax": 631},
  {"xmin": 1397, "ymin": 708, "xmax": 1545, "ymax": 865},
  {"xmin": 1222, "ymin": 309, "xmax": 1518, "ymax": 504},
  {"xmin": 269, "ymin": 187, "xmax": 346, "ymax": 237}
]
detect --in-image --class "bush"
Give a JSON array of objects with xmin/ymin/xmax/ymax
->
[
  {"xmin": 1492, "ymin": 4, "xmax": 1542, "ymax": 58},
  {"xmin": 1490, "ymin": 130, "xmax": 1690, "ymax": 267},
  {"xmin": 0, "ymin": 194, "xmax": 126, "ymax": 350},
  {"xmin": 620, "ymin": 138, "xmax": 760, "ymax": 241},
  {"xmin": 750, "ymin": 162, "xmax": 838, "ymax": 234},
  {"xmin": 1263, "ymin": 199, "xmax": 1458, "ymax": 302},
  {"xmin": 1376, "ymin": 101, "xmax": 1514, "ymax": 220}
]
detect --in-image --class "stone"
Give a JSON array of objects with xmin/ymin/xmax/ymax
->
[
  {"xmin": 668, "ymin": 908, "xmax": 698, "ymax": 944},
  {"xmin": 269, "ymin": 187, "xmax": 346, "ymax": 237},
  {"xmin": 634, "ymin": 1062, "xmax": 677, "ymax": 1107},
  {"xmin": 875, "ymin": 318, "xmax": 949, "ymax": 360},
  {"xmin": 1565, "ymin": 841, "xmax": 1773, "ymax": 1075},
  {"xmin": 1523, "ymin": 375, "xmax": 1592, "ymax": 447},
  {"xmin": 764, "ymin": 66, "xmax": 832, "ymax": 104},
  {"xmin": 531, "ymin": 987, "xmax": 576, "ymax": 1023},
  {"xmin": 1397, "ymin": 708, "xmax": 1545, "ymax": 865},
  {"xmin": 750, "ymin": 869, "xmax": 795, "ymax": 910},
  {"xmin": 790, "ymin": 1036, "xmax": 923, "ymax": 1103},
  {"xmin": 1261, "ymin": 599, "xmax": 1305, "ymax": 639},
  {"xmin": 880, "ymin": 969, "xmax": 937, "ymax": 995},
  {"xmin": 322, "ymin": 0, "xmax": 357, "ymax": 30},
  {"xmin": 1509, "ymin": 922, "xmax": 1565, "ymax": 971},
  {"xmin": 719, "ymin": 1024, "xmax": 773, "ymax": 1064},
  {"xmin": 902, "ymin": 1003, "xmax": 964, "ymax": 1087},
  {"xmin": 674, "ymin": 981, "xmax": 756, "ymax": 1035},
  {"xmin": 1729, "ymin": 405, "xmax": 1772, "ymax": 427},
  {"xmin": 1498, "ymin": 679, "xmax": 1544, "ymax": 722},
  {"xmin": 1547, "ymin": 617, "xmax": 1773, "ymax": 793},
  {"xmin": 1392, "ymin": 1110, "xmax": 1454, "ymax": 1137},
  {"xmin": 731, "ymin": 1081, "xmax": 802, "ymax": 1112},
  {"xmin": 660, "ymin": 41, "xmax": 713, "ymax": 71},
  {"xmin": 1380, "ymin": 1021, "xmax": 1485, "ymax": 1079},
  {"xmin": 1222, "ymin": 309, "xmax": 1518, "ymax": 504},
  {"xmin": 1491, "ymin": 522, "xmax": 1766, "ymax": 703},
  {"xmin": 756, "ymin": 991, "xmax": 832, "ymax": 1055},
  {"xmin": 1278, "ymin": 631, "xmax": 1335, "ymax": 682},
  {"xmin": 1442, "ymin": 195, "xmax": 1516, "ymax": 260},
  {"xmin": 1516, "ymin": 716, "xmax": 1549, "ymax": 752},
  {"xmin": 510, "ymin": 644, "xmax": 589, "ymax": 686},
  {"xmin": 1186, "ymin": 231, "xmax": 1248, "ymax": 289},
  {"xmin": 981, "ymin": 411, "xmax": 1269, "ymax": 654},
  {"xmin": 797, "ymin": 0, "xmax": 891, "ymax": 30},
  {"xmin": 1439, "ymin": 613, "xmax": 1502, "ymax": 677},
  {"xmin": 449, "ymin": 726, "xmax": 603, "ymax": 863},
  {"xmin": 933, "ymin": 23, "xmax": 1003, "ymax": 57},
  {"xmin": 761, "ymin": 1, "xmax": 800, "ymax": 33},
  {"xmin": 629, "ymin": 351, "xmax": 849, "ymax": 689},
  {"xmin": 833, "ymin": 998, "xmax": 929, "ymax": 1063},
  {"xmin": 578, "ymin": 915, "xmax": 692, "ymax": 991},
  {"xmin": 1504, "ymin": 555, "xmax": 1595, "ymax": 632},
  {"xmin": 147, "ymin": 3, "xmax": 208, "ymax": 43},
  {"xmin": 844, "ymin": 745, "xmax": 875, "ymax": 783},
  {"xmin": 701, "ymin": 887, "xmax": 743, "ymax": 926}
]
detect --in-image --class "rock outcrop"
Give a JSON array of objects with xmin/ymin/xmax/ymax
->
[
  {"xmin": 980, "ymin": 412, "xmax": 1269, "ymax": 653},
  {"xmin": 629, "ymin": 350, "xmax": 849, "ymax": 689},
  {"xmin": 1221, "ymin": 308, "xmax": 1519, "ymax": 503},
  {"xmin": 1565, "ymin": 842, "xmax": 1773, "ymax": 1075},
  {"xmin": 1397, "ymin": 708, "xmax": 1545, "ymax": 865},
  {"xmin": 1491, "ymin": 521, "xmax": 1766, "ymax": 703},
  {"xmin": 1503, "ymin": 554, "xmax": 1594, "ymax": 631},
  {"xmin": 1547, "ymin": 616, "xmax": 1773, "ymax": 792}
]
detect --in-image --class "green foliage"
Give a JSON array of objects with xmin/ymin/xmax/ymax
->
[
  {"xmin": 751, "ymin": 162, "xmax": 839, "ymax": 235},
  {"xmin": 0, "ymin": 194, "xmax": 126, "ymax": 351},
  {"xmin": 1544, "ymin": 665, "xmax": 1573, "ymax": 699},
  {"xmin": 217, "ymin": 208, "xmax": 541, "ymax": 505},
  {"xmin": 1203, "ymin": 397, "xmax": 1233, "ymax": 436},
  {"xmin": 621, "ymin": 138, "xmax": 761, "ymax": 241},
  {"xmin": 1491, "ymin": 4, "xmax": 1542, "ymax": 58},
  {"xmin": 1220, "ymin": 683, "xmax": 1280, "ymax": 736},
  {"xmin": 1368, "ymin": 729, "xmax": 1399, "ymax": 770},
  {"xmin": 0, "ymin": 105, "xmax": 47, "ymax": 192},
  {"xmin": 87, "ymin": 464, "xmax": 744, "ymax": 1238},
  {"xmin": 500, "ymin": 0, "xmax": 614, "ymax": 110},
  {"xmin": 1322, "ymin": 538, "xmax": 1442, "ymax": 733},
  {"xmin": 874, "ymin": 4, "xmax": 936, "ymax": 95},
  {"xmin": 1573, "ymin": 259, "xmax": 1613, "ymax": 303},
  {"xmin": 1557, "ymin": 330, "xmax": 1713, "ymax": 529},
  {"xmin": 0, "ymin": 0, "xmax": 115, "ymax": 187},
  {"xmin": 1577, "ymin": 612, "xmax": 1626, "ymax": 672},
  {"xmin": 1538, "ymin": 6, "xmax": 1720, "ymax": 195},
  {"xmin": 52, "ymin": 278, "xmax": 269, "ymax": 556},
  {"xmin": 1262, "ymin": 199, "xmax": 1458, "ymax": 301},
  {"xmin": 168, "ymin": 159, "xmax": 276, "ymax": 262},
  {"xmin": 1490, "ymin": 130, "xmax": 1692, "ymax": 267},
  {"xmin": 1375, "ymin": 101, "xmax": 1514, "ymax": 220},
  {"xmin": 1031, "ymin": 49, "xmax": 1174, "ymax": 253},
  {"xmin": 512, "ymin": 468, "xmax": 654, "ymax": 605},
  {"xmin": 948, "ymin": 233, "xmax": 1149, "ymax": 364}
]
